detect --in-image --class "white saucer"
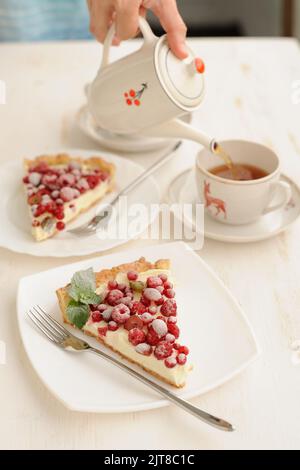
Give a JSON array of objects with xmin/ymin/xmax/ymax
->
[
  {"xmin": 168, "ymin": 169, "xmax": 300, "ymax": 243},
  {"xmin": 76, "ymin": 105, "xmax": 191, "ymax": 154}
]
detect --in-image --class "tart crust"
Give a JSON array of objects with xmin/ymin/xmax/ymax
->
[{"xmin": 55, "ymin": 258, "xmax": 187, "ymax": 388}]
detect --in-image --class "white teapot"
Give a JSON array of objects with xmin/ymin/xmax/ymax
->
[{"xmin": 88, "ymin": 17, "xmax": 217, "ymax": 152}]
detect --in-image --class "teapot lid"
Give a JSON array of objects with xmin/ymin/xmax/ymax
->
[{"xmin": 154, "ymin": 36, "xmax": 205, "ymax": 111}]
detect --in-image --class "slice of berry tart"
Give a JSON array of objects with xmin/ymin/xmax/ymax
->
[
  {"xmin": 23, "ymin": 153, "xmax": 115, "ymax": 241},
  {"xmin": 56, "ymin": 257, "xmax": 191, "ymax": 388}
]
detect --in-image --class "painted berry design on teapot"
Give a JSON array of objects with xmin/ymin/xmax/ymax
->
[{"xmin": 124, "ymin": 83, "xmax": 148, "ymax": 107}]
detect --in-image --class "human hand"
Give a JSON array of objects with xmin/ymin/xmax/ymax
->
[{"xmin": 87, "ymin": 0, "xmax": 188, "ymax": 59}]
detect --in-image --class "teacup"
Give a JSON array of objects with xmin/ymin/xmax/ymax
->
[{"xmin": 195, "ymin": 140, "xmax": 292, "ymax": 225}]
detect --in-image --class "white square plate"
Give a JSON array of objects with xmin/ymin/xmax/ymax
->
[{"xmin": 17, "ymin": 242, "xmax": 260, "ymax": 412}]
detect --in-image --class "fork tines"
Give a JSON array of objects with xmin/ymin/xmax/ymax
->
[{"xmin": 27, "ymin": 305, "xmax": 68, "ymax": 344}]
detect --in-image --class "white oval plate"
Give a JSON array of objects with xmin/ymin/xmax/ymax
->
[
  {"xmin": 17, "ymin": 242, "xmax": 260, "ymax": 413},
  {"xmin": 0, "ymin": 149, "xmax": 160, "ymax": 257},
  {"xmin": 168, "ymin": 169, "xmax": 300, "ymax": 244}
]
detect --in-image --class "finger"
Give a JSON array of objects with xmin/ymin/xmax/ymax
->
[
  {"xmin": 152, "ymin": 0, "xmax": 188, "ymax": 59},
  {"xmin": 89, "ymin": 0, "xmax": 113, "ymax": 43},
  {"xmin": 115, "ymin": 0, "xmax": 141, "ymax": 40}
]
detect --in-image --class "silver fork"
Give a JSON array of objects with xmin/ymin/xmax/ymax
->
[
  {"xmin": 27, "ymin": 305, "xmax": 235, "ymax": 432},
  {"xmin": 68, "ymin": 142, "xmax": 181, "ymax": 236}
]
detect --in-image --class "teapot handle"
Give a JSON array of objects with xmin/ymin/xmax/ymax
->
[{"xmin": 100, "ymin": 16, "xmax": 157, "ymax": 70}]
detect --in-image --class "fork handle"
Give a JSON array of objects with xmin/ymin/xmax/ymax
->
[{"xmin": 89, "ymin": 347, "xmax": 234, "ymax": 432}]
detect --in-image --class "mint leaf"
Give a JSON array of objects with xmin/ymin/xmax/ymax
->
[
  {"xmin": 66, "ymin": 300, "xmax": 90, "ymax": 329},
  {"xmin": 68, "ymin": 267, "xmax": 100, "ymax": 304}
]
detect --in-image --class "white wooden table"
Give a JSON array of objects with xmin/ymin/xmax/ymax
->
[{"xmin": 1, "ymin": 38, "xmax": 300, "ymax": 450}]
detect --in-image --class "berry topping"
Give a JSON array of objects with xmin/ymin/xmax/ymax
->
[
  {"xmin": 178, "ymin": 345, "xmax": 189, "ymax": 355},
  {"xmin": 101, "ymin": 307, "xmax": 113, "ymax": 321},
  {"xmin": 148, "ymin": 305, "xmax": 157, "ymax": 315},
  {"xmin": 56, "ymin": 221, "xmax": 65, "ymax": 231},
  {"xmin": 117, "ymin": 283, "xmax": 127, "ymax": 292},
  {"xmin": 167, "ymin": 316, "xmax": 177, "ymax": 324},
  {"xmin": 154, "ymin": 341, "xmax": 173, "ymax": 360},
  {"xmin": 97, "ymin": 304, "xmax": 109, "ymax": 312},
  {"xmin": 164, "ymin": 288, "xmax": 175, "ymax": 299},
  {"xmin": 130, "ymin": 301, "xmax": 147, "ymax": 315},
  {"xmin": 117, "ymin": 296, "xmax": 132, "ymax": 307},
  {"xmin": 156, "ymin": 286, "xmax": 164, "ymax": 294},
  {"xmin": 167, "ymin": 323, "xmax": 180, "ymax": 339},
  {"xmin": 135, "ymin": 343, "xmax": 152, "ymax": 356},
  {"xmin": 108, "ymin": 321, "xmax": 119, "ymax": 331},
  {"xmin": 28, "ymin": 172, "xmax": 42, "ymax": 186},
  {"xmin": 146, "ymin": 276, "xmax": 163, "ymax": 288},
  {"xmin": 161, "ymin": 299, "xmax": 177, "ymax": 317},
  {"xmin": 127, "ymin": 270, "xmax": 138, "ymax": 281},
  {"xmin": 177, "ymin": 353, "xmax": 187, "ymax": 365},
  {"xmin": 165, "ymin": 333, "xmax": 176, "ymax": 343},
  {"xmin": 124, "ymin": 315, "xmax": 144, "ymax": 331},
  {"xmin": 143, "ymin": 288, "xmax": 162, "ymax": 302},
  {"xmin": 145, "ymin": 327, "xmax": 160, "ymax": 346},
  {"xmin": 164, "ymin": 357, "xmax": 177, "ymax": 368},
  {"xmin": 60, "ymin": 186, "xmax": 76, "ymax": 202},
  {"xmin": 98, "ymin": 326, "xmax": 108, "ymax": 337},
  {"xmin": 151, "ymin": 318, "xmax": 168, "ymax": 337},
  {"xmin": 140, "ymin": 295, "xmax": 151, "ymax": 307},
  {"xmin": 128, "ymin": 328, "xmax": 146, "ymax": 346},
  {"xmin": 91, "ymin": 311, "xmax": 102, "ymax": 322},
  {"xmin": 107, "ymin": 279, "xmax": 118, "ymax": 290},
  {"xmin": 106, "ymin": 289, "xmax": 124, "ymax": 306},
  {"xmin": 111, "ymin": 303, "xmax": 130, "ymax": 323},
  {"xmin": 163, "ymin": 281, "xmax": 173, "ymax": 289},
  {"xmin": 139, "ymin": 312, "xmax": 153, "ymax": 324},
  {"xmin": 159, "ymin": 273, "xmax": 168, "ymax": 282}
]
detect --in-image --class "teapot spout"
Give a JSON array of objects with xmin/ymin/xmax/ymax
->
[{"xmin": 141, "ymin": 118, "xmax": 218, "ymax": 153}]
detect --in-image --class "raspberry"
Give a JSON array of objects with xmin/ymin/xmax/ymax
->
[
  {"xmin": 97, "ymin": 304, "xmax": 108, "ymax": 313},
  {"xmin": 28, "ymin": 172, "xmax": 41, "ymax": 186},
  {"xmin": 148, "ymin": 305, "xmax": 157, "ymax": 315},
  {"xmin": 178, "ymin": 345, "xmax": 189, "ymax": 355},
  {"xmin": 106, "ymin": 289, "xmax": 123, "ymax": 306},
  {"xmin": 98, "ymin": 326, "xmax": 108, "ymax": 337},
  {"xmin": 177, "ymin": 353, "xmax": 187, "ymax": 365},
  {"xmin": 167, "ymin": 316, "xmax": 177, "ymax": 324},
  {"xmin": 167, "ymin": 323, "xmax": 180, "ymax": 339},
  {"xmin": 164, "ymin": 281, "xmax": 173, "ymax": 289},
  {"xmin": 117, "ymin": 297, "xmax": 132, "ymax": 309},
  {"xmin": 124, "ymin": 315, "xmax": 143, "ymax": 331},
  {"xmin": 140, "ymin": 312, "xmax": 153, "ymax": 324},
  {"xmin": 127, "ymin": 271, "xmax": 138, "ymax": 281},
  {"xmin": 107, "ymin": 280, "xmax": 118, "ymax": 290},
  {"xmin": 161, "ymin": 299, "xmax": 177, "ymax": 317},
  {"xmin": 154, "ymin": 341, "xmax": 173, "ymax": 360},
  {"xmin": 159, "ymin": 273, "xmax": 168, "ymax": 282},
  {"xmin": 146, "ymin": 276, "xmax": 163, "ymax": 288},
  {"xmin": 164, "ymin": 288, "xmax": 175, "ymax": 299},
  {"xmin": 165, "ymin": 333, "xmax": 176, "ymax": 343},
  {"xmin": 173, "ymin": 343, "xmax": 181, "ymax": 350},
  {"xmin": 86, "ymin": 175, "xmax": 101, "ymax": 189},
  {"xmin": 101, "ymin": 307, "xmax": 113, "ymax": 321},
  {"xmin": 117, "ymin": 283, "xmax": 127, "ymax": 292},
  {"xmin": 60, "ymin": 186, "xmax": 76, "ymax": 202},
  {"xmin": 140, "ymin": 295, "xmax": 151, "ymax": 307},
  {"xmin": 130, "ymin": 301, "xmax": 147, "ymax": 315},
  {"xmin": 135, "ymin": 343, "xmax": 152, "ymax": 356},
  {"xmin": 155, "ymin": 297, "xmax": 164, "ymax": 306},
  {"xmin": 108, "ymin": 321, "xmax": 119, "ymax": 331},
  {"xmin": 156, "ymin": 286, "xmax": 164, "ymax": 294},
  {"xmin": 145, "ymin": 327, "xmax": 160, "ymax": 346},
  {"xmin": 143, "ymin": 288, "xmax": 162, "ymax": 302},
  {"xmin": 151, "ymin": 319, "xmax": 168, "ymax": 338},
  {"xmin": 128, "ymin": 328, "xmax": 146, "ymax": 346},
  {"xmin": 91, "ymin": 311, "xmax": 102, "ymax": 322},
  {"xmin": 23, "ymin": 175, "xmax": 29, "ymax": 184},
  {"xmin": 111, "ymin": 303, "xmax": 130, "ymax": 323},
  {"xmin": 164, "ymin": 357, "xmax": 177, "ymax": 368}
]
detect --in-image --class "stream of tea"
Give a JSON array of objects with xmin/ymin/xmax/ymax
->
[{"xmin": 213, "ymin": 143, "xmax": 233, "ymax": 168}]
